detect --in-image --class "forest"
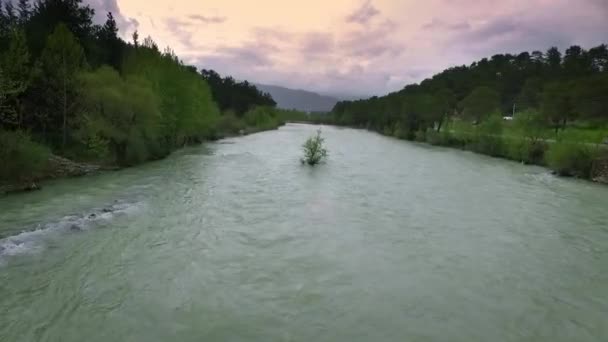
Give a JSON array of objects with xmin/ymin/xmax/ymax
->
[
  {"xmin": 2, "ymin": 0, "xmax": 607, "ymax": 186},
  {"xmin": 328, "ymin": 44, "xmax": 608, "ymax": 180},
  {"xmin": 0, "ymin": 0, "xmax": 299, "ymax": 185}
]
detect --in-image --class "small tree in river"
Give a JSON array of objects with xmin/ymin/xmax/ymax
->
[{"xmin": 301, "ymin": 129, "xmax": 328, "ymax": 165}]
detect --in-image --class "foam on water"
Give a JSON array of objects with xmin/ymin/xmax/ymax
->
[{"xmin": 0, "ymin": 200, "xmax": 142, "ymax": 263}]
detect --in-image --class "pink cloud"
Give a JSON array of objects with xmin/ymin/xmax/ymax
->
[{"xmin": 89, "ymin": 0, "xmax": 607, "ymax": 97}]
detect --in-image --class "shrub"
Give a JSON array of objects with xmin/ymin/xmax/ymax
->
[
  {"xmin": 425, "ymin": 130, "xmax": 441, "ymax": 145},
  {"xmin": 243, "ymin": 106, "xmax": 281, "ymax": 131},
  {"xmin": 78, "ymin": 67, "xmax": 161, "ymax": 166},
  {"xmin": 0, "ymin": 130, "xmax": 50, "ymax": 182},
  {"xmin": 124, "ymin": 131, "xmax": 149, "ymax": 166},
  {"xmin": 513, "ymin": 109, "xmax": 545, "ymax": 141},
  {"xmin": 471, "ymin": 114, "xmax": 504, "ymax": 157},
  {"xmin": 393, "ymin": 122, "xmax": 407, "ymax": 139},
  {"xmin": 504, "ymin": 138, "xmax": 547, "ymax": 164},
  {"xmin": 301, "ymin": 129, "xmax": 328, "ymax": 165},
  {"xmin": 425, "ymin": 130, "xmax": 449, "ymax": 146},
  {"xmin": 414, "ymin": 130, "xmax": 427, "ymax": 142},
  {"xmin": 382, "ymin": 125, "xmax": 393, "ymax": 136},
  {"xmin": 85, "ymin": 133, "xmax": 110, "ymax": 160},
  {"xmin": 545, "ymin": 142, "xmax": 599, "ymax": 178},
  {"xmin": 217, "ymin": 110, "xmax": 246, "ymax": 135}
]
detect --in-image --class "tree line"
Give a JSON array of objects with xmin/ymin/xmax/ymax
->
[
  {"xmin": 200, "ymin": 69, "xmax": 276, "ymax": 116},
  {"xmin": 0, "ymin": 0, "xmax": 290, "ymax": 182},
  {"xmin": 330, "ymin": 45, "xmax": 608, "ymax": 138},
  {"xmin": 326, "ymin": 44, "xmax": 608, "ymax": 180}
]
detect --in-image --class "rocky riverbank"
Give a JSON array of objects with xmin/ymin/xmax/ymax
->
[
  {"xmin": 0, "ymin": 155, "xmax": 107, "ymax": 195},
  {"xmin": 591, "ymin": 157, "xmax": 608, "ymax": 184},
  {"xmin": 1, "ymin": 124, "xmax": 287, "ymax": 196}
]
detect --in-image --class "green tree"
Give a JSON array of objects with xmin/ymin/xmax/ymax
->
[
  {"xmin": 26, "ymin": 0, "xmax": 95, "ymax": 59},
  {"xmin": 588, "ymin": 44, "xmax": 608, "ymax": 72},
  {"xmin": 515, "ymin": 77, "xmax": 543, "ymax": 110},
  {"xmin": 506, "ymin": 109, "xmax": 547, "ymax": 163},
  {"xmin": 132, "ymin": 30, "xmax": 139, "ymax": 48},
  {"xmin": 1, "ymin": 29, "xmax": 30, "ymax": 128},
  {"xmin": 301, "ymin": 129, "xmax": 328, "ymax": 165},
  {"xmin": 39, "ymin": 23, "xmax": 85, "ymax": 148},
  {"xmin": 17, "ymin": 0, "xmax": 31, "ymax": 25},
  {"xmin": 407, "ymin": 93, "xmax": 442, "ymax": 133},
  {"xmin": 0, "ymin": 129, "xmax": 49, "ymax": 181},
  {"xmin": 201, "ymin": 69, "xmax": 276, "ymax": 116},
  {"xmin": 95, "ymin": 12, "xmax": 123, "ymax": 69},
  {"xmin": 459, "ymin": 86, "xmax": 501, "ymax": 122},
  {"xmin": 546, "ymin": 47, "xmax": 562, "ymax": 71},
  {"xmin": 434, "ymin": 88, "xmax": 456, "ymax": 131},
  {"xmin": 570, "ymin": 74, "xmax": 608, "ymax": 121},
  {"xmin": 3, "ymin": 1, "xmax": 16, "ymax": 27},
  {"xmin": 540, "ymin": 82, "xmax": 574, "ymax": 132},
  {"xmin": 122, "ymin": 39, "xmax": 220, "ymax": 148},
  {"xmin": 0, "ymin": 1, "xmax": 9, "ymax": 42},
  {"xmin": 78, "ymin": 66, "xmax": 162, "ymax": 164},
  {"xmin": 0, "ymin": 68, "xmax": 21, "ymax": 127},
  {"xmin": 514, "ymin": 109, "xmax": 545, "ymax": 142},
  {"xmin": 563, "ymin": 45, "xmax": 592, "ymax": 77}
]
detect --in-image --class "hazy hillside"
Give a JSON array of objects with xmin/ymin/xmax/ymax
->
[{"xmin": 255, "ymin": 84, "xmax": 339, "ymax": 112}]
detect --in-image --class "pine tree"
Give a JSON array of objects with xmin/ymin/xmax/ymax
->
[
  {"xmin": 17, "ymin": 0, "xmax": 31, "ymax": 24},
  {"xmin": 546, "ymin": 47, "xmax": 562, "ymax": 72},
  {"xmin": 3, "ymin": 1, "xmax": 16, "ymax": 26},
  {"xmin": 0, "ymin": 0, "xmax": 8, "ymax": 43},
  {"xmin": 132, "ymin": 30, "xmax": 139, "ymax": 48},
  {"xmin": 39, "ymin": 23, "xmax": 85, "ymax": 148},
  {"xmin": 102, "ymin": 12, "xmax": 118, "ymax": 37},
  {"xmin": 0, "ymin": 69, "xmax": 20, "ymax": 128},
  {"xmin": 1, "ymin": 29, "xmax": 30, "ymax": 127},
  {"xmin": 3, "ymin": 29, "xmax": 30, "ymax": 90},
  {"xmin": 98, "ymin": 12, "xmax": 122, "ymax": 68}
]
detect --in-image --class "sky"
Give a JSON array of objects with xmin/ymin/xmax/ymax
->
[{"xmin": 86, "ymin": 0, "xmax": 608, "ymax": 98}]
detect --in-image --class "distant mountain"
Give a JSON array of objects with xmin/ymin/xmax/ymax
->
[{"xmin": 254, "ymin": 84, "xmax": 339, "ymax": 113}]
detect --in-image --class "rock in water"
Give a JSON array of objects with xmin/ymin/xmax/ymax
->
[{"xmin": 24, "ymin": 182, "xmax": 41, "ymax": 192}]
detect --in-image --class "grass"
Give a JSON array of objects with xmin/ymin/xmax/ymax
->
[
  {"xmin": 448, "ymin": 119, "xmax": 608, "ymax": 145},
  {"xmin": 0, "ymin": 130, "xmax": 50, "ymax": 182},
  {"xmin": 545, "ymin": 142, "xmax": 600, "ymax": 178},
  {"xmin": 429, "ymin": 119, "xmax": 608, "ymax": 181}
]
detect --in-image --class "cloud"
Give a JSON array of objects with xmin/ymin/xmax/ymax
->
[
  {"xmin": 188, "ymin": 15, "xmax": 227, "ymax": 24},
  {"xmin": 464, "ymin": 17, "xmax": 518, "ymax": 41},
  {"xmin": 213, "ymin": 47, "xmax": 274, "ymax": 67},
  {"xmin": 346, "ymin": 0, "xmax": 380, "ymax": 25},
  {"xmin": 422, "ymin": 19, "xmax": 470, "ymax": 31},
  {"xmin": 197, "ymin": 38, "xmax": 277, "ymax": 73},
  {"xmin": 111, "ymin": 0, "xmax": 608, "ymax": 97},
  {"xmin": 341, "ymin": 19, "xmax": 403, "ymax": 58},
  {"xmin": 443, "ymin": 2, "xmax": 608, "ymax": 57},
  {"xmin": 84, "ymin": 0, "xmax": 139, "ymax": 36},
  {"xmin": 192, "ymin": 17, "xmax": 407, "ymax": 97},
  {"xmin": 164, "ymin": 13, "xmax": 227, "ymax": 49},
  {"xmin": 589, "ymin": 0, "xmax": 608, "ymax": 14},
  {"xmin": 299, "ymin": 32, "xmax": 335, "ymax": 59},
  {"xmin": 164, "ymin": 17, "xmax": 196, "ymax": 48}
]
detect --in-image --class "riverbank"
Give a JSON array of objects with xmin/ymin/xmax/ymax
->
[
  {"xmin": 0, "ymin": 123, "xmax": 285, "ymax": 196},
  {"xmin": 298, "ymin": 119, "xmax": 608, "ymax": 185},
  {"xmin": 383, "ymin": 126, "xmax": 608, "ymax": 185},
  {"xmin": 0, "ymin": 155, "xmax": 106, "ymax": 195}
]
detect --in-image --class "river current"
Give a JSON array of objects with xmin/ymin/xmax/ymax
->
[{"xmin": 1, "ymin": 124, "xmax": 607, "ymax": 341}]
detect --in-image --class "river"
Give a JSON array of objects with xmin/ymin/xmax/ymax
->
[{"xmin": 1, "ymin": 124, "xmax": 607, "ymax": 341}]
